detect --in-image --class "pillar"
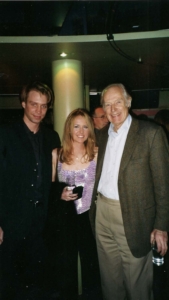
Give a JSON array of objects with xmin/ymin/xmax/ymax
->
[{"xmin": 52, "ymin": 59, "xmax": 83, "ymax": 139}]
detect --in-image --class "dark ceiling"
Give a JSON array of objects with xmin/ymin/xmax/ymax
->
[
  {"xmin": 0, "ymin": 1, "xmax": 169, "ymax": 98},
  {"xmin": 0, "ymin": 1, "xmax": 169, "ymax": 36},
  {"xmin": 0, "ymin": 1, "xmax": 168, "ymax": 36}
]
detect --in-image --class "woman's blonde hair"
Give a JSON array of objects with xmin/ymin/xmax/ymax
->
[{"xmin": 60, "ymin": 108, "xmax": 95, "ymax": 164}]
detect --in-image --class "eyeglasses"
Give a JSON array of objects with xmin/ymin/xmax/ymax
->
[{"xmin": 93, "ymin": 115, "xmax": 107, "ymax": 119}]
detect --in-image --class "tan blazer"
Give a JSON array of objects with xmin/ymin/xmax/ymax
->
[{"xmin": 89, "ymin": 117, "xmax": 169, "ymax": 258}]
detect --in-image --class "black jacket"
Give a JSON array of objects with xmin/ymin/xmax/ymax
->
[{"xmin": 0, "ymin": 120, "xmax": 60, "ymax": 239}]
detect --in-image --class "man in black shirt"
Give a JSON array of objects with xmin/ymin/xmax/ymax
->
[
  {"xmin": 92, "ymin": 106, "xmax": 109, "ymax": 131},
  {"xmin": 92, "ymin": 106, "xmax": 109, "ymax": 144},
  {"xmin": 0, "ymin": 82, "xmax": 61, "ymax": 300}
]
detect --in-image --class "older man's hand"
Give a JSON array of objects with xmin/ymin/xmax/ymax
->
[{"xmin": 150, "ymin": 229, "xmax": 168, "ymax": 256}]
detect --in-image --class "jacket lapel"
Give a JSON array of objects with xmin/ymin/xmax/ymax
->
[
  {"xmin": 15, "ymin": 121, "xmax": 36, "ymax": 159},
  {"xmin": 95, "ymin": 124, "xmax": 109, "ymax": 184},
  {"xmin": 118, "ymin": 118, "xmax": 139, "ymax": 177}
]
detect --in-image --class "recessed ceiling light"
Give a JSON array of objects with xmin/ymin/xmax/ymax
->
[{"xmin": 60, "ymin": 52, "xmax": 67, "ymax": 57}]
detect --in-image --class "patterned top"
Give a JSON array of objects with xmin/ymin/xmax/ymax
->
[{"xmin": 57, "ymin": 160, "xmax": 96, "ymax": 214}]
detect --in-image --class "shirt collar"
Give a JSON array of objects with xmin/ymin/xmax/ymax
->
[
  {"xmin": 23, "ymin": 119, "xmax": 41, "ymax": 135},
  {"xmin": 108, "ymin": 114, "xmax": 132, "ymax": 137}
]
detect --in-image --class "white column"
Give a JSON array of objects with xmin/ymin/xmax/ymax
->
[{"xmin": 52, "ymin": 59, "xmax": 83, "ymax": 139}]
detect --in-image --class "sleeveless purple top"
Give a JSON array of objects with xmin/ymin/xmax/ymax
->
[{"xmin": 57, "ymin": 160, "xmax": 96, "ymax": 214}]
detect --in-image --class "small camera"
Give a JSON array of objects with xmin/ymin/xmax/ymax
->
[{"xmin": 73, "ymin": 186, "xmax": 83, "ymax": 199}]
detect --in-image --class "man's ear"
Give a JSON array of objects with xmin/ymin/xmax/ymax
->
[
  {"xmin": 21, "ymin": 102, "xmax": 26, "ymax": 109},
  {"xmin": 127, "ymin": 100, "xmax": 131, "ymax": 108}
]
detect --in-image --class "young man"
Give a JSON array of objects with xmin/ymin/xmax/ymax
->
[{"xmin": 0, "ymin": 81, "xmax": 60, "ymax": 300}]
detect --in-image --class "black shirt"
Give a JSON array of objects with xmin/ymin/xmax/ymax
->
[{"xmin": 23, "ymin": 121, "xmax": 43, "ymax": 202}]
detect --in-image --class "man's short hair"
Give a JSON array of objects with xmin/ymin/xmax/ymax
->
[
  {"xmin": 19, "ymin": 81, "xmax": 54, "ymax": 108},
  {"xmin": 91, "ymin": 106, "xmax": 103, "ymax": 116}
]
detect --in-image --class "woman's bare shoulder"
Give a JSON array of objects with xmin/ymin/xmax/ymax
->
[
  {"xmin": 52, "ymin": 148, "xmax": 57, "ymax": 156},
  {"xmin": 52, "ymin": 148, "xmax": 62, "ymax": 160},
  {"xmin": 94, "ymin": 146, "xmax": 98, "ymax": 154},
  {"xmin": 94, "ymin": 146, "xmax": 98, "ymax": 162}
]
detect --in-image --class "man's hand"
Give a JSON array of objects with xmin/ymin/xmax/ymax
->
[
  {"xmin": 150, "ymin": 229, "xmax": 168, "ymax": 256},
  {"xmin": 0, "ymin": 227, "xmax": 4, "ymax": 245}
]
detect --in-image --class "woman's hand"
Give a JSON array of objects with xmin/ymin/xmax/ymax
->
[{"xmin": 61, "ymin": 187, "xmax": 78, "ymax": 201}]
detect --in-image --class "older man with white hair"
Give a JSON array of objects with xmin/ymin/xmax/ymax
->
[{"xmin": 90, "ymin": 83, "xmax": 169, "ymax": 300}]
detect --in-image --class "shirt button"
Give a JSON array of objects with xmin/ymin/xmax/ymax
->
[
  {"xmin": 31, "ymin": 184, "xmax": 34, "ymax": 187},
  {"xmin": 34, "ymin": 169, "xmax": 37, "ymax": 172}
]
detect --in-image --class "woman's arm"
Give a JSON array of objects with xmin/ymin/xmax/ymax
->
[
  {"xmin": 94, "ymin": 146, "xmax": 98, "ymax": 163},
  {"xmin": 52, "ymin": 148, "xmax": 58, "ymax": 182},
  {"xmin": 51, "ymin": 148, "xmax": 78, "ymax": 201},
  {"xmin": 0, "ymin": 227, "xmax": 3, "ymax": 245}
]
